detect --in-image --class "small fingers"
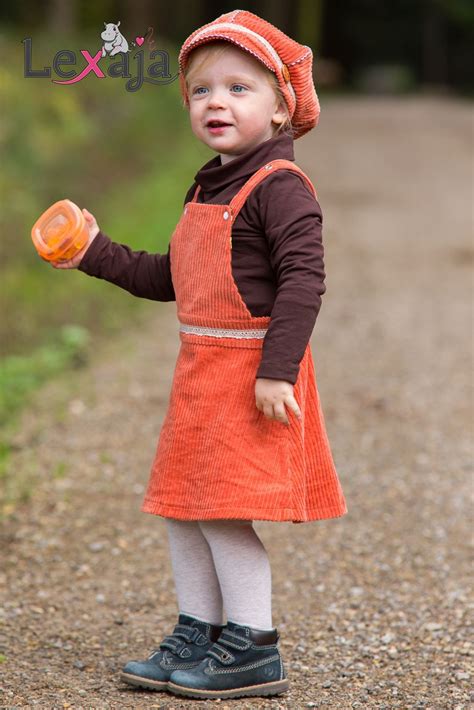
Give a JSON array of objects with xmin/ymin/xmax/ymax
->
[
  {"xmin": 288, "ymin": 396, "xmax": 302, "ymax": 420},
  {"xmin": 263, "ymin": 401, "xmax": 301, "ymax": 425},
  {"xmin": 260, "ymin": 401, "xmax": 289, "ymax": 426},
  {"xmin": 273, "ymin": 403, "xmax": 289, "ymax": 425},
  {"xmin": 262, "ymin": 403, "xmax": 274, "ymax": 420}
]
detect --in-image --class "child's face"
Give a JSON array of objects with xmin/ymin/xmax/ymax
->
[{"xmin": 187, "ymin": 45, "xmax": 287, "ymax": 164}]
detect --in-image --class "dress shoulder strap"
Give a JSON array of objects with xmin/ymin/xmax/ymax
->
[{"xmin": 228, "ymin": 159, "xmax": 317, "ymax": 221}]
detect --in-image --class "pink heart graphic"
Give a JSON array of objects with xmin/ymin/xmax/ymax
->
[{"xmin": 135, "ymin": 36, "xmax": 144, "ymax": 46}]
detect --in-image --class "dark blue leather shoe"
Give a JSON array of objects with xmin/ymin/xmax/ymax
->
[
  {"xmin": 120, "ymin": 614, "xmax": 224, "ymax": 691},
  {"xmin": 167, "ymin": 621, "xmax": 289, "ymax": 699}
]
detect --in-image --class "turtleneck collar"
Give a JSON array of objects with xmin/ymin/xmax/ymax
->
[{"xmin": 194, "ymin": 132, "xmax": 295, "ymax": 196}]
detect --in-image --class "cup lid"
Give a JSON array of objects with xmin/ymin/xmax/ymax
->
[{"xmin": 32, "ymin": 199, "xmax": 84, "ymax": 258}]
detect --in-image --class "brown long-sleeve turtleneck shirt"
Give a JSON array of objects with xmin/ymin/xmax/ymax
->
[{"xmin": 78, "ymin": 132, "xmax": 326, "ymax": 384}]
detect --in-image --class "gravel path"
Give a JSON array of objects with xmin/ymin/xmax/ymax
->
[{"xmin": 1, "ymin": 96, "xmax": 472, "ymax": 709}]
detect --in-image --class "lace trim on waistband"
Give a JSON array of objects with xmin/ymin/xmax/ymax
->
[{"xmin": 179, "ymin": 324, "xmax": 268, "ymax": 339}]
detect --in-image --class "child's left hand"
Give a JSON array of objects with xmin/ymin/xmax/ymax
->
[{"xmin": 255, "ymin": 378, "xmax": 302, "ymax": 426}]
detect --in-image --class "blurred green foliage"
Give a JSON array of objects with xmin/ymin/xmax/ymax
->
[
  {"xmin": 434, "ymin": 0, "xmax": 474, "ymax": 25},
  {"xmin": 0, "ymin": 325, "xmax": 89, "ymax": 426},
  {"xmin": 0, "ymin": 29, "xmax": 211, "ymax": 462}
]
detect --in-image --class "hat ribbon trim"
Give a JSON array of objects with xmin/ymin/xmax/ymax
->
[{"xmin": 188, "ymin": 22, "xmax": 297, "ymax": 102}]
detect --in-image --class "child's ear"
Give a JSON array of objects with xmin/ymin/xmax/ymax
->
[{"xmin": 272, "ymin": 101, "xmax": 287, "ymax": 126}]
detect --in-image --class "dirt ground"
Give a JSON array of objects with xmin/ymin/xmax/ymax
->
[{"xmin": 1, "ymin": 96, "xmax": 472, "ymax": 710}]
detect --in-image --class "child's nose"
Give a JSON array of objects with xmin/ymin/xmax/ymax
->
[{"xmin": 207, "ymin": 90, "xmax": 228, "ymax": 109}]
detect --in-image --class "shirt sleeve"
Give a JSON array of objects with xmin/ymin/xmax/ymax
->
[
  {"xmin": 76, "ymin": 183, "xmax": 197, "ymax": 301},
  {"xmin": 249, "ymin": 170, "xmax": 326, "ymax": 385},
  {"xmin": 77, "ymin": 230, "xmax": 175, "ymax": 302}
]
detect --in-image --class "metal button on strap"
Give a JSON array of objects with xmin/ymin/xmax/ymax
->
[
  {"xmin": 264, "ymin": 163, "xmax": 273, "ymax": 170},
  {"xmin": 223, "ymin": 210, "xmax": 229, "ymax": 220}
]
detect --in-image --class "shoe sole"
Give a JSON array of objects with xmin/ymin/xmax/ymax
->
[
  {"xmin": 120, "ymin": 671, "xmax": 168, "ymax": 691},
  {"xmin": 167, "ymin": 678, "xmax": 289, "ymax": 699}
]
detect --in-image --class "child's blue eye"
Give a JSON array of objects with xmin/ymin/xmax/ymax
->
[
  {"xmin": 193, "ymin": 84, "xmax": 245, "ymax": 94},
  {"xmin": 193, "ymin": 86, "xmax": 208, "ymax": 95},
  {"xmin": 231, "ymin": 84, "xmax": 246, "ymax": 93}
]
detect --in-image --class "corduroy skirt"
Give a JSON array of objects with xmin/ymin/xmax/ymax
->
[{"xmin": 141, "ymin": 160, "xmax": 348, "ymax": 523}]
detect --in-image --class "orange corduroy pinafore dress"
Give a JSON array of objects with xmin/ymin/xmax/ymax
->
[{"xmin": 141, "ymin": 159, "xmax": 348, "ymax": 523}]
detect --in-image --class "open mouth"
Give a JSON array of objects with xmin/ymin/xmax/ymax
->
[
  {"xmin": 206, "ymin": 119, "xmax": 232, "ymax": 129},
  {"xmin": 206, "ymin": 121, "xmax": 231, "ymax": 133}
]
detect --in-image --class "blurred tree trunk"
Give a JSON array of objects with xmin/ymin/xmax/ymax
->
[
  {"xmin": 260, "ymin": 0, "xmax": 291, "ymax": 32},
  {"xmin": 295, "ymin": 0, "xmax": 324, "ymax": 49},
  {"xmin": 119, "ymin": 0, "xmax": 205, "ymax": 44},
  {"xmin": 47, "ymin": 0, "xmax": 77, "ymax": 33},
  {"xmin": 422, "ymin": 2, "xmax": 448, "ymax": 84},
  {"xmin": 122, "ymin": 0, "xmax": 153, "ymax": 35},
  {"xmin": 174, "ymin": 0, "xmax": 205, "ymax": 43}
]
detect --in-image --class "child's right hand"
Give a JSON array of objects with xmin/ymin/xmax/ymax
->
[{"xmin": 48, "ymin": 208, "xmax": 100, "ymax": 269}]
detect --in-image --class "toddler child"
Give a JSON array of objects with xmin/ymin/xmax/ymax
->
[{"xmin": 50, "ymin": 9, "xmax": 347, "ymax": 700}]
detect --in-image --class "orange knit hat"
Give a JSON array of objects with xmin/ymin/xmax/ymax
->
[{"xmin": 178, "ymin": 9, "xmax": 320, "ymax": 139}]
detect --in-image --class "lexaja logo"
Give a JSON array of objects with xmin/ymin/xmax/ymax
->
[{"xmin": 22, "ymin": 22, "xmax": 178, "ymax": 92}]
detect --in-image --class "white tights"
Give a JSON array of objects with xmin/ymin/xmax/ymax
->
[{"xmin": 165, "ymin": 519, "xmax": 273, "ymax": 631}]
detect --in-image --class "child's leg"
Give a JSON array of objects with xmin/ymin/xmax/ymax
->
[
  {"xmin": 165, "ymin": 518, "xmax": 224, "ymax": 625},
  {"xmin": 198, "ymin": 519, "xmax": 273, "ymax": 630}
]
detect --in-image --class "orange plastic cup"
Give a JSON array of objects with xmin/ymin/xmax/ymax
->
[{"xmin": 31, "ymin": 199, "xmax": 89, "ymax": 262}]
